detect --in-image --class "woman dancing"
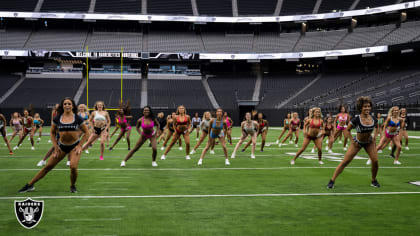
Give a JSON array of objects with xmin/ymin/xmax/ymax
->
[
  {"xmin": 19, "ymin": 97, "xmax": 89, "ymax": 193},
  {"xmin": 276, "ymin": 113, "xmax": 292, "ymax": 144},
  {"xmin": 160, "ymin": 113, "xmax": 182, "ymax": 151},
  {"xmin": 190, "ymin": 111, "xmax": 213, "ymax": 155},
  {"xmin": 279, "ymin": 112, "xmax": 300, "ymax": 148},
  {"xmin": 109, "ymin": 101, "xmax": 133, "ymax": 151},
  {"xmin": 121, "ymin": 106, "xmax": 159, "ymax": 167},
  {"xmin": 33, "ymin": 113, "xmax": 44, "ymax": 143},
  {"xmin": 231, "ymin": 112, "xmax": 259, "ymax": 159},
  {"xmin": 14, "ymin": 108, "xmax": 35, "ymax": 150},
  {"xmin": 198, "ymin": 108, "xmax": 230, "ymax": 166},
  {"xmin": 161, "ymin": 105, "xmax": 191, "ymax": 160},
  {"xmin": 0, "ymin": 113, "xmax": 13, "ymax": 155},
  {"xmin": 82, "ymin": 101, "xmax": 111, "ymax": 160},
  {"xmin": 327, "ymin": 96, "xmax": 379, "ymax": 188},
  {"xmin": 224, "ymin": 112, "xmax": 233, "ymax": 145},
  {"xmin": 291, "ymin": 107, "xmax": 324, "ymax": 165},
  {"xmin": 8, "ymin": 112, "xmax": 22, "ymax": 144},
  {"xmin": 328, "ymin": 105, "xmax": 350, "ymax": 151}
]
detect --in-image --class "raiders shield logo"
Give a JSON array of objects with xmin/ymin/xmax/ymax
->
[{"xmin": 14, "ymin": 198, "xmax": 44, "ymax": 229}]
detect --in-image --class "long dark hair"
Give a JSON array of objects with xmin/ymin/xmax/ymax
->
[
  {"xmin": 24, "ymin": 104, "xmax": 34, "ymax": 116},
  {"xmin": 118, "ymin": 100, "xmax": 131, "ymax": 116},
  {"xmin": 338, "ymin": 104, "xmax": 348, "ymax": 113},
  {"xmin": 57, "ymin": 97, "xmax": 77, "ymax": 116},
  {"xmin": 142, "ymin": 106, "xmax": 155, "ymax": 120}
]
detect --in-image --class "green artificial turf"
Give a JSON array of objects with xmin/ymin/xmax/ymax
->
[{"xmin": 1, "ymin": 127, "xmax": 419, "ymax": 235}]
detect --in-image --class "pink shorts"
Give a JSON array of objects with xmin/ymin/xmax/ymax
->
[
  {"xmin": 142, "ymin": 130, "xmax": 155, "ymax": 139},
  {"xmin": 385, "ymin": 129, "xmax": 397, "ymax": 139},
  {"xmin": 121, "ymin": 125, "xmax": 132, "ymax": 132},
  {"xmin": 337, "ymin": 125, "xmax": 346, "ymax": 131}
]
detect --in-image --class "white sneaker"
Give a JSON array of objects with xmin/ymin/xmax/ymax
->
[
  {"xmin": 197, "ymin": 159, "xmax": 202, "ymax": 166},
  {"xmin": 123, "ymin": 138, "xmax": 126, "ymax": 142},
  {"xmin": 85, "ymin": 150, "xmax": 89, "ymax": 154},
  {"xmin": 190, "ymin": 150, "xmax": 196, "ymax": 155},
  {"xmin": 325, "ymin": 146, "xmax": 329, "ymax": 151},
  {"xmin": 366, "ymin": 159, "xmax": 371, "ymax": 165},
  {"xmin": 31, "ymin": 147, "xmax": 35, "ymax": 150},
  {"xmin": 275, "ymin": 140, "xmax": 279, "ymax": 144},
  {"xmin": 36, "ymin": 160, "xmax": 45, "ymax": 167},
  {"xmin": 225, "ymin": 159, "xmax": 230, "ymax": 166},
  {"xmin": 160, "ymin": 155, "xmax": 166, "ymax": 160},
  {"xmin": 405, "ymin": 146, "xmax": 409, "ymax": 150},
  {"xmin": 231, "ymin": 153, "xmax": 236, "ymax": 159},
  {"xmin": 295, "ymin": 144, "xmax": 298, "ymax": 148},
  {"xmin": 210, "ymin": 150, "xmax": 215, "ymax": 155},
  {"xmin": 160, "ymin": 146, "xmax": 165, "ymax": 151},
  {"xmin": 339, "ymin": 140, "xmax": 342, "ymax": 144},
  {"xmin": 37, "ymin": 137, "xmax": 41, "ymax": 141},
  {"xmin": 186, "ymin": 155, "xmax": 191, "ymax": 160},
  {"xmin": 319, "ymin": 161, "xmax": 324, "ymax": 165},
  {"xmin": 343, "ymin": 147, "xmax": 347, "ymax": 151},
  {"xmin": 179, "ymin": 147, "xmax": 183, "ymax": 151},
  {"xmin": 251, "ymin": 154, "xmax": 255, "ymax": 159},
  {"xmin": 28, "ymin": 137, "xmax": 30, "ymax": 141},
  {"xmin": 13, "ymin": 146, "xmax": 18, "ymax": 150},
  {"xmin": 48, "ymin": 140, "xmax": 51, "ymax": 143},
  {"xmin": 311, "ymin": 148, "xmax": 315, "ymax": 153},
  {"xmin": 378, "ymin": 150, "xmax": 383, "ymax": 153},
  {"xmin": 326, "ymin": 140, "xmax": 329, "ymax": 144},
  {"xmin": 120, "ymin": 161, "xmax": 126, "ymax": 167},
  {"xmin": 394, "ymin": 160, "xmax": 401, "ymax": 165},
  {"xmin": 195, "ymin": 138, "xmax": 199, "ymax": 141},
  {"xmin": 290, "ymin": 160, "xmax": 295, "ymax": 165},
  {"xmin": 152, "ymin": 161, "xmax": 158, "ymax": 167},
  {"xmin": 388, "ymin": 146, "xmax": 392, "ymax": 150},
  {"xmin": 289, "ymin": 140, "xmax": 293, "ymax": 144},
  {"xmin": 66, "ymin": 161, "xmax": 70, "ymax": 166},
  {"xmin": 328, "ymin": 149, "xmax": 333, "ymax": 154},
  {"xmin": 278, "ymin": 143, "xmax": 282, "ymax": 147}
]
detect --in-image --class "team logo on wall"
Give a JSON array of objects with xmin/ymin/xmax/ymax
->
[{"xmin": 14, "ymin": 198, "xmax": 44, "ymax": 229}]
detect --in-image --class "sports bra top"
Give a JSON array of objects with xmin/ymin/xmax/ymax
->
[
  {"xmin": 94, "ymin": 112, "xmax": 106, "ymax": 122},
  {"xmin": 243, "ymin": 121, "xmax": 256, "ymax": 133},
  {"xmin": 79, "ymin": 113, "xmax": 89, "ymax": 121},
  {"xmin": 117, "ymin": 115, "xmax": 128, "ymax": 125},
  {"xmin": 388, "ymin": 118, "xmax": 400, "ymax": 127},
  {"xmin": 258, "ymin": 120, "xmax": 266, "ymax": 129},
  {"xmin": 177, "ymin": 115, "xmax": 188, "ymax": 125},
  {"xmin": 141, "ymin": 117, "xmax": 154, "ymax": 131},
  {"xmin": 338, "ymin": 113, "xmax": 348, "ymax": 123},
  {"xmin": 201, "ymin": 119, "xmax": 211, "ymax": 130},
  {"xmin": 309, "ymin": 119, "xmax": 322, "ymax": 129},
  {"xmin": 34, "ymin": 119, "xmax": 40, "ymax": 125},
  {"xmin": 291, "ymin": 119, "xmax": 299, "ymax": 126},
  {"xmin": 226, "ymin": 117, "xmax": 232, "ymax": 127},
  {"xmin": 212, "ymin": 119, "xmax": 224, "ymax": 130},
  {"xmin": 53, "ymin": 114, "xmax": 83, "ymax": 132},
  {"xmin": 350, "ymin": 116, "xmax": 377, "ymax": 134}
]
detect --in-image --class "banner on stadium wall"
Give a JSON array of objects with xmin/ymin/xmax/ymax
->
[
  {"xmin": 56, "ymin": 52, "xmax": 200, "ymax": 60},
  {"xmin": 199, "ymin": 46, "xmax": 388, "ymax": 60},
  {"xmin": 0, "ymin": 1, "xmax": 418, "ymax": 23},
  {"xmin": 0, "ymin": 50, "xmax": 28, "ymax": 57}
]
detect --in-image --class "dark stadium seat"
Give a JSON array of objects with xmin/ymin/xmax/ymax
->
[
  {"xmin": 147, "ymin": 0, "xmax": 193, "ymax": 15},
  {"xmin": 354, "ymin": 0, "xmax": 399, "ymax": 10},
  {"xmin": 0, "ymin": 74, "xmax": 20, "ymax": 97},
  {"xmin": 196, "ymin": 0, "xmax": 232, "ymax": 16},
  {"xmin": 0, "ymin": 0, "xmax": 38, "ymax": 11},
  {"xmin": 95, "ymin": 0, "xmax": 142, "ymax": 14},
  {"xmin": 41, "ymin": 0, "xmax": 91, "ymax": 12},
  {"xmin": 237, "ymin": 0, "xmax": 277, "ymax": 16},
  {"xmin": 318, "ymin": 0, "xmax": 353, "ymax": 13},
  {"xmin": 280, "ymin": 0, "xmax": 318, "ymax": 16}
]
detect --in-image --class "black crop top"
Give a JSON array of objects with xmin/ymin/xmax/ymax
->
[
  {"xmin": 53, "ymin": 114, "xmax": 84, "ymax": 132},
  {"xmin": 350, "ymin": 115, "xmax": 377, "ymax": 134}
]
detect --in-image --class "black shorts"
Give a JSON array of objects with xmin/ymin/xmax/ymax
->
[
  {"xmin": 36, "ymin": 125, "xmax": 41, "ymax": 129},
  {"xmin": 58, "ymin": 140, "xmax": 80, "ymax": 153},
  {"xmin": 353, "ymin": 136, "xmax": 372, "ymax": 148},
  {"xmin": 94, "ymin": 127, "xmax": 105, "ymax": 135},
  {"xmin": 193, "ymin": 124, "xmax": 198, "ymax": 129},
  {"xmin": 0, "ymin": 127, "xmax": 6, "ymax": 137}
]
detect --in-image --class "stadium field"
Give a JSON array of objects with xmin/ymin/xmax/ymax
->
[{"xmin": 1, "ymin": 127, "xmax": 419, "ymax": 235}]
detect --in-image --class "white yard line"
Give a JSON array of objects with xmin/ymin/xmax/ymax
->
[
  {"xmin": 1, "ymin": 166, "xmax": 420, "ymax": 172},
  {"xmin": 74, "ymin": 206, "xmax": 126, "ymax": 209},
  {"xmin": 1, "ymin": 192, "xmax": 420, "ymax": 200},
  {"xmin": 64, "ymin": 218, "xmax": 121, "ymax": 222}
]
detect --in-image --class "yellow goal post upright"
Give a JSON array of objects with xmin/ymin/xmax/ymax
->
[{"xmin": 86, "ymin": 46, "xmax": 124, "ymax": 111}]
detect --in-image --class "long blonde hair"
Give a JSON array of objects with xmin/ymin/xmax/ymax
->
[
  {"xmin": 387, "ymin": 106, "xmax": 399, "ymax": 118},
  {"xmin": 202, "ymin": 111, "xmax": 211, "ymax": 121},
  {"xmin": 310, "ymin": 107, "xmax": 322, "ymax": 119}
]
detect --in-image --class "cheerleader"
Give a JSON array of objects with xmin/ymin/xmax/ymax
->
[
  {"xmin": 231, "ymin": 112, "xmax": 259, "ymax": 159},
  {"xmin": 328, "ymin": 96, "xmax": 379, "ymax": 188},
  {"xmin": 8, "ymin": 112, "xmax": 22, "ymax": 144},
  {"xmin": 161, "ymin": 112, "xmax": 182, "ymax": 151},
  {"xmin": 190, "ymin": 111, "xmax": 213, "ymax": 155},
  {"xmin": 224, "ymin": 112, "xmax": 233, "ymax": 145},
  {"xmin": 291, "ymin": 107, "xmax": 324, "ymax": 165},
  {"xmin": 329, "ymin": 105, "xmax": 351, "ymax": 151},
  {"xmin": 198, "ymin": 108, "xmax": 230, "ymax": 166},
  {"xmin": 121, "ymin": 106, "xmax": 159, "ymax": 167},
  {"xmin": 33, "ymin": 113, "xmax": 44, "ymax": 142},
  {"xmin": 279, "ymin": 112, "xmax": 300, "ymax": 148},
  {"xmin": 0, "ymin": 113, "xmax": 13, "ymax": 154},
  {"xmin": 14, "ymin": 108, "xmax": 35, "ymax": 150},
  {"xmin": 374, "ymin": 106, "xmax": 405, "ymax": 165},
  {"xmin": 109, "ymin": 101, "xmax": 133, "ymax": 151},
  {"xmin": 276, "ymin": 113, "xmax": 292, "ymax": 144},
  {"xmin": 190, "ymin": 112, "xmax": 202, "ymax": 140},
  {"xmin": 242, "ymin": 113, "xmax": 269, "ymax": 152},
  {"xmin": 161, "ymin": 105, "xmax": 191, "ymax": 160}
]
